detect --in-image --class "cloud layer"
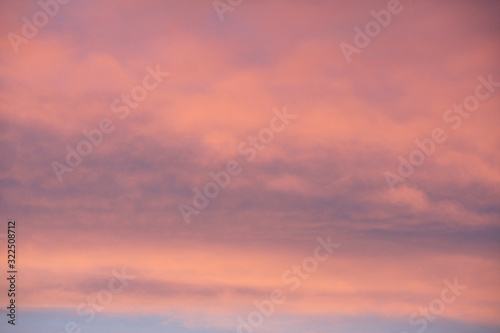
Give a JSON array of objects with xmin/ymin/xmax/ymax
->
[{"xmin": 1, "ymin": 0, "xmax": 499, "ymax": 332}]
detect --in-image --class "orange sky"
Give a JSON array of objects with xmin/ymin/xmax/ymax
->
[{"xmin": 1, "ymin": 0, "xmax": 499, "ymax": 332}]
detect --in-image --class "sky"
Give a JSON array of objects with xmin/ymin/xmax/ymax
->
[{"xmin": 0, "ymin": 0, "xmax": 499, "ymax": 332}]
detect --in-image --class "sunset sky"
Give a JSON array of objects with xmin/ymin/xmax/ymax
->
[{"xmin": 1, "ymin": 0, "xmax": 499, "ymax": 332}]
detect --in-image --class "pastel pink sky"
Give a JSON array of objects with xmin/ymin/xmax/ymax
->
[{"xmin": 0, "ymin": 0, "xmax": 499, "ymax": 332}]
